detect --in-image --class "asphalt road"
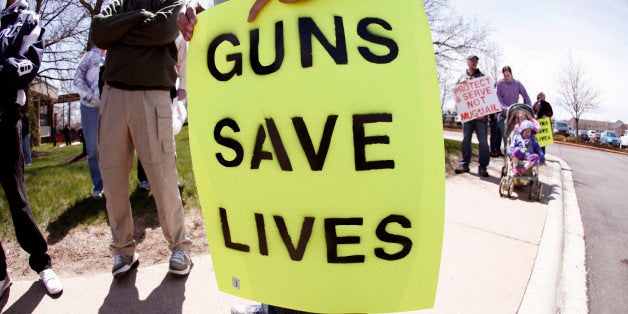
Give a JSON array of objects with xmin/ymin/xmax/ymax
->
[{"xmin": 545, "ymin": 144, "xmax": 628, "ymax": 313}]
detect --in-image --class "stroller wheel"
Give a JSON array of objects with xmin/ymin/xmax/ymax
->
[
  {"xmin": 536, "ymin": 182, "xmax": 543, "ymax": 201},
  {"xmin": 499, "ymin": 177, "xmax": 507, "ymax": 197},
  {"xmin": 507, "ymin": 179, "xmax": 514, "ymax": 198},
  {"xmin": 528, "ymin": 181, "xmax": 534, "ymax": 199},
  {"xmin": 501, "ymin": 166, "xmax": 507, "ymax": 178}
]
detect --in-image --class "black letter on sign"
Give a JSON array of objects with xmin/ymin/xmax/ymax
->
[
  {"xmin": 292, "ymin": 115, "xmax": 337, "ymax": 171},
  {"xmin": 207, "ymin": 34, "xmax": 242, "ymax": 81},
  {"xmin": 215, "ymin": 118, "xmax": 244, "ymax": 167},
  {"xmin": 299, "ymin": 16, "xmax": 348, "ymax": 68},
  {"xmin": 325, "ymin": 218, "xmax": 365, "ymax": 263},
  {"xmin": 250, "ymin": 21, "xmax": 285, "ymax": 75},
  {"xmin": 374, "ymin": 214, "xmax": 413, "ymax": 261},
  {"xmin": 251, "ymin": 120, "xmax": 292, "ymax": 170},
  {"xmin": 251, "ymin": 124, "xmax": 272, "ymax": 169},
  {"xmin": 353, "ymin": 113, "xmax": 395, "ymax": 171},
  {"xmin": 255, "ymin": 213, "xmax": 268, "ymax": 255},
  {"xmin": 274, "ymin": 216, "xmax": 315, "ymax": 261},
  {"xmin": 357, "ymin": 18, "xmax": 399, "ymax": 64},
  {"xmin": 220, "ymin": 207, "xmax": 250, "ymax": 252}
]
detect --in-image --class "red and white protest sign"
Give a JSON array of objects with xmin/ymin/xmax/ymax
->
[{"xmin": 453, "ymin": 76, "xmax": 501, "ymax": 123}]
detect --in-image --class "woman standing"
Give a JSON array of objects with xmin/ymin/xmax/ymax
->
[{"xmin": 496, "ymin": 66, "xmax": 531, "ymax": 152}]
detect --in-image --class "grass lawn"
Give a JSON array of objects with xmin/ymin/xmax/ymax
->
[
  {"xmin": 0, "ymin": 125, "xmax": 199, "ymax": 238},
  {"xmin": 0, "ymin": 130, "xmax": 468, "ymax": 238}
]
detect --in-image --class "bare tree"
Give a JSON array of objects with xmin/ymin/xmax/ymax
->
[
  {"xmin": 32, "ymin": 0, "xmax": 105, "ymax": 91},
  {"xmin": 480, "ymin": 46, "xmax": 503, "ymax": 86},
  {"xmin": 424, "ymin": 0, "xmax": 495, "ymax": 72},
  {"xmin": 424, "ymin": 0, "xmax": 500, "ymax": 111},
  {"xmin": 555, "ymin": 54, "xmax": 602, "ymax": 134}
]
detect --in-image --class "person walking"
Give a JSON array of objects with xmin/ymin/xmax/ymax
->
[
  {"xmin": 62, "ymin": 124, "xmax": 71, "ymax": 146},
  {"xmin": 454, "ymin": 55, "xmax": 490, "ymax": 177},
  {"xmin": 74, "ymin": 45, "xmax": 105, "ymax": 199},
  {"xmin": 533, "ymin": 92, "xmax": 553, "ymax": 154},
  {"xmin": 0, "ymin": 0, "xmax": 63, "ymax": 297},
  {"xmin": 91, "ymin": 0, "xmax": 193, "ymax": 279},
  {"xmin": 496, "ymin": 66, "xmax": 531, "ymax": 153}
]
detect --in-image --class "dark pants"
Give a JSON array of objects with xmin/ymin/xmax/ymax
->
[
  {"xmin": 137, "ymin": 159, "xmax": 147, "ymax": 183},
  {"xmin": 489, "ymin": 118, "xmax": 501, "ymax": 154},
  {"xmin": 266, "ymin": 305, "xmax": 312, "ymax": 314},
  {"xmin": 0, "ymin": 103, "xmax": 51, "ymax": 279}
]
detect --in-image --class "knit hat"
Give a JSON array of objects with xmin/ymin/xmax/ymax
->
[{"xmin": 520, "ymin": 120, "xmax": 535, "ymax": 132}]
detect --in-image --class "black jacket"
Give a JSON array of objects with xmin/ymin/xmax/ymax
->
[
  {"xmin": 0, "ymin": 0, "xmax": 45, "ymax": 105},
  {"xmin": 534, "ymin": 100, "xmax": 553, "ymax": 119}
]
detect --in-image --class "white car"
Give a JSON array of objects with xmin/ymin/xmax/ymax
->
[{"xmin": 620, "ymin": 130, "xmax": 628, "ymax": 149}]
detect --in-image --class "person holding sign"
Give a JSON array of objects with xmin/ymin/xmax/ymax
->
[
  {"xmin": 90, "ymin": 0, "xmax": 193, "ymax": 279},
  {"xmin": 496, "ymin": 66, "xmax": 531, "ymax": 154},
  {"xmin": 179, "ymin": 1, "xmax": 310, "ymax": 313},
  {"xmin": 178, "ymin": 0, "xmax": 299, "ymax": 40},
  {"xmin": 532, "ymin": 92, "xmax": 553, "ymax": 154},
  {"xmin": 454, "ymin": 55, "xmax": 490, "ymax": 177}
]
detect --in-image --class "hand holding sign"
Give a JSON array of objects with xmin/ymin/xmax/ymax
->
[
  {"xmin": 248, "ymin": 0, "xmax": 302, "ymax": 22},
  {"xmin": 178, "ymin": 0, "xmax": 304, "ymax": 41}
]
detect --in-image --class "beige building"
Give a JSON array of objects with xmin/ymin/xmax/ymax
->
[{"xmin": 567, "ymin": 118, "xmax": 626, "ymax": 136}]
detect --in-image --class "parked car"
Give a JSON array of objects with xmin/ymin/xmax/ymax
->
[
  {"xmin": 599, "ymin": 131, "xmax": 621, "ymax": 147},
  {"xmin": 577, "ymin": 130, "xmax": 589, "ymax": 141},
  {"xmin": 620, "ymin": 130, "xmax": 628, "ymax": 149},
  {"xmin": 588, "ymin": 130, "xmax": 600, "ymax": 143},
  {"xmin": 568, "ymin": 130, "xmax": 575, "ymax": 137},
  {"xmin": 553, "ymin": 121, "xmax": 570, "ymax": 136}
]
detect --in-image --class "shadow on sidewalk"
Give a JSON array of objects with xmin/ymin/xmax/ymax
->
[
  {"xmin": 1, "ymin": 282, "xmax": 46, "ymax": 313},
  {"xmin": 45, "ymin": 188, "xmax": 161, "ymax": 245},
  {"xmin": 98, "ymin": 267, "xmax": 189, "ymax": 314}
]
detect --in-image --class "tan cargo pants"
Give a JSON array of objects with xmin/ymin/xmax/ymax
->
[{"xmin": 99, "ymin": 85, "xmax": 191, "ymax": 256}]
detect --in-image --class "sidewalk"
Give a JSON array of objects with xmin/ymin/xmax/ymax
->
[{"xmin": 0, "ymin": 142, "xmax": 584, "ymax": 313}]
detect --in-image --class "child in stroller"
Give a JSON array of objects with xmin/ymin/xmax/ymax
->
[
  {"xmin": 499, "ymin": 104, "xmax": 544, "ymax": 200},
  {"xmin": 507, "ymin": 120, "xmax": 545, "ymax": 175}
]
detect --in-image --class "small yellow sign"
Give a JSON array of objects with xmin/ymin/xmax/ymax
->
[
  {"xmin": 188, "ymin": 0, "xmax": 444, "ymax": 312},
  {"xmin": 536, "ymin": 117, "xmax": 554, "ymax": 147}
]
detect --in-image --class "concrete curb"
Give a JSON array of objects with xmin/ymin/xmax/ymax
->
[
  {"xmin": 518, "ymin": 155, "xmax": 564, "ymax": 313},
  {"xmin": 518, "ymin": 154, "xmax": 588, "ymax": 313},
  {"xmin": 554, "ymin": 156, "xmax": 588, "ymax": 313}
]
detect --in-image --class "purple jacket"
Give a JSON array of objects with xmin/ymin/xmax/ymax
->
[{"xmin": 496, "ymin": 79, "xmax": 531, "ymax": 111}]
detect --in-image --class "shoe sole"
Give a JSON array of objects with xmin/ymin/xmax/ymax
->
[
  {"xmin": 113, "ymin": 258, "xmax": 139, "ymax": 279},
  {"xmin": 46, "ymin": 284, "xmax": 63, "ymax": 295},
  {"xmin": 168, "ymin": 263, "xmax": 192, "ymax": 276}
]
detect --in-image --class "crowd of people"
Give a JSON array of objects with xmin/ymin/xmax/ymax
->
[{"xmin": 453, "ymin": 55, "xmax": 554, "ymax": 180}]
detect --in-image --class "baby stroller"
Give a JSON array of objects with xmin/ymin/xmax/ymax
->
[{"xmin": 498, "ymin": 104, "xmax": 543, "ymax": 201}]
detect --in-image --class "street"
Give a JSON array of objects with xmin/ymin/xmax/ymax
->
[{"xmin": 544, "ymin": 144, "xmax": 627, "ymax": 313}]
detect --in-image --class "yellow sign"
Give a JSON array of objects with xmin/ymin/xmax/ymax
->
[
  {"xmin": 536, "ymin": 117, "xmax": 554, "ymax": 147},
  {"xmin": 188, "ymin": 0, "xmax": 444, "ymax": 312}
]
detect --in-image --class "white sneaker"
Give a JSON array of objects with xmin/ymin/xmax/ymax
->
[
  {"xmin": 92, "ymin": 190, "xmax": 103, "ymax": 199},
  {"xmin": 39, "ymin": 269, "xmax": 63, "ymax": 295},
  {"xmin": 1, "ymin": 274, "xmax": 12, "ymax": 298},
  {"xmin": 231, "ymin": 304, "xmax": 263, "ymax": 314}
]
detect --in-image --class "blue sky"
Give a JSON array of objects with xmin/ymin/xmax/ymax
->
[{"xmin": 449, "ymin": 0, "xmax": 628, "ymax": 123}]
